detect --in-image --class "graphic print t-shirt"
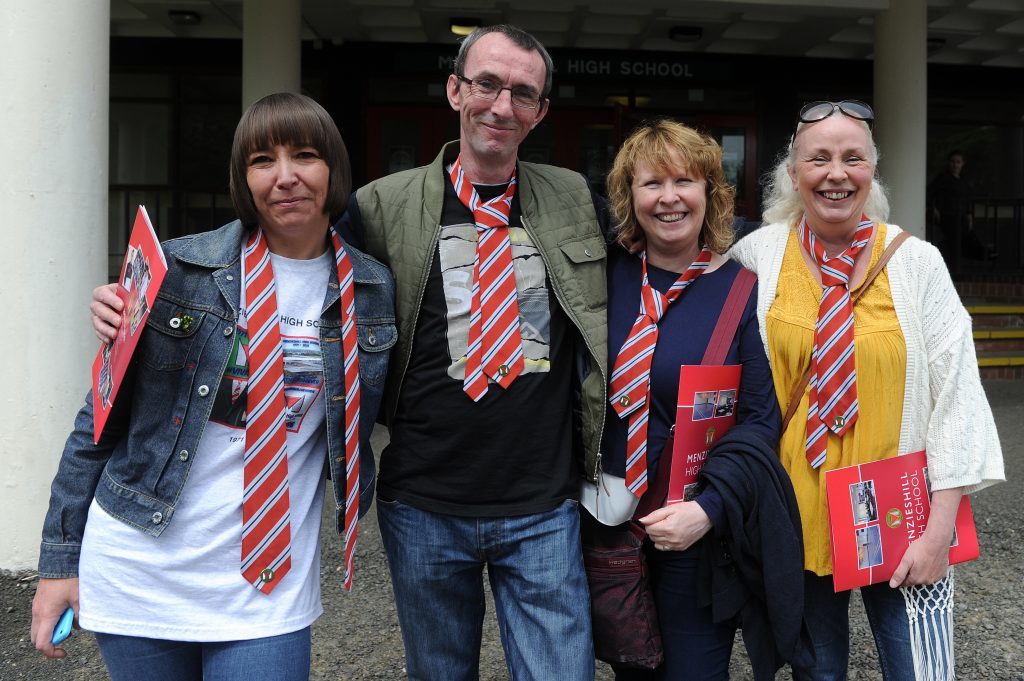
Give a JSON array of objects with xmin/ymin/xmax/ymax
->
[
  {"xmin": 378, "ymin": 175, "xmax": 577, "ymax": 517},
  {"xmin": 79, "ymin": 250, "xmax": 332, "ymax": 641}
]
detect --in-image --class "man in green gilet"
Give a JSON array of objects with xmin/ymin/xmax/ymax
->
[{"xmin": 343, "ymin": 24, "xmax": 608, "ymax": 681}]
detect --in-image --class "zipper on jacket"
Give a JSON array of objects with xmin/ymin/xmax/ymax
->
[
  {"xmin": 389, "ymin": 222, "xmax": 444, "ymax": 421},
  {"xmin": 521, "ymin": 213, "xmax": 608, "ymax": 482}
]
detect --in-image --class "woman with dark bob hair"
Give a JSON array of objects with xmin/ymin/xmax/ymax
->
[
  {"xmin": 582, "ymin": 119, "xmax": 803, "ymax": 679},
  {"xmin": 31, "ymin": 92, "xmax": 395, "ymax": 681}
]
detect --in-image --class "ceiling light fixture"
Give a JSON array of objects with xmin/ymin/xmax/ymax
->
[
  {"xmin": 669, "ymin": 26, "xmax": 703, "ymax": 43},
  {"xmin": 168, "ymin": 10, "xmax": 201, "ymax": 26},
  {"xmin": 450, "ymin": 18, "xmax": 481, "ymax": 37}
]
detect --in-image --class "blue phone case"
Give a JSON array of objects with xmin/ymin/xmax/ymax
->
[{"xmin": 51, "ymin": 607, "xmax": 74, "ymax": 645}]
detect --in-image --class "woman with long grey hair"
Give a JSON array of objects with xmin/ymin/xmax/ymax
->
[{"xmin": 730, "ymin": 100, "xmax": 1003, "ymax": 681}]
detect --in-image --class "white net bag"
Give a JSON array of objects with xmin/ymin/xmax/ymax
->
[{"xmin": 902, "ymin": 568, "xmax": 955, "ymax": 681}]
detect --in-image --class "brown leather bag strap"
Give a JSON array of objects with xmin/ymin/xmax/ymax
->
[
  {"xmin": 780, "ymin": 229, "xmax": 912, "ymax": 434},
  {"xmin": 852, "ymin": 230, "xmax": 911, "ymax": 305},
  {"xmin": 780, "ymin": 370, "xmax": 814, "ymax": 437}
]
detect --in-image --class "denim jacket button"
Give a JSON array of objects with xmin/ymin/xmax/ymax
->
[
  {"xmin": 169, "ymin": 317, "xmax": 181, "ymax": 329},
  {"xmin": 226, "ymin": 275, "xmax": 234, "ymax": 282},
  {"xmin": 368, "ymin": 330, "xmax": 377, "ymax": 346},
  {"xmin": 197, "ymin": 385, "xmax": 210, "ymax": 397},
  {"xmin": 178, "ymin": 450, "xmax": 189, "ymax": 462},
  {"xmin": 223, "ymin": 326, "xmax": 233, "ymax": 336},
  {"xmin": 151, "ymin": 512, "xmax": 163, "ymax": 524}
]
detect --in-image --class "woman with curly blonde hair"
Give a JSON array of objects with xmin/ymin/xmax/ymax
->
[
  {"xmin": 606, "ymin": 120, "xmax": 736, "ymax": 256},
  {"xmin": 583, "ymin": 119, "xmax": 800, "ymax": 680}
]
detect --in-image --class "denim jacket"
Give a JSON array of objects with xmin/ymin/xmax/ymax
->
[{"xmin": 38, "ymin": 220, "xmax": 396, "ymax": 578}]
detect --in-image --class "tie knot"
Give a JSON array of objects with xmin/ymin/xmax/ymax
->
[
  {"xmin": 641, "ymin": 285, "xmax": 668, "ymax": 323},
  {"xmin": 819, "ymin": 255, "xmax": 856, "ymax": 287},
  {"xmin": 799, "ymin": 216, "xmax": 872, "ymax": 289}
]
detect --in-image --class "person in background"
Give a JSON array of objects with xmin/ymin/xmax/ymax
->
[
  {"xmin": 730, "ymin": 100, "xmax": 1004, "ymax": 680},
  {"xmin": 927, "ymin": 150, "xmax": 977, "ymax": 271}
]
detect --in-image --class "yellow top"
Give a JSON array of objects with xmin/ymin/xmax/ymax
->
[{"xmin": 767, "ymin": 223, "xmax": 906, "ymax": 575}]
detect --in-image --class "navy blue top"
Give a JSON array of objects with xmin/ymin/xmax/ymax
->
[{"xmin": 602, "ymin": 247, "xmax": 781, "ymax": 529}]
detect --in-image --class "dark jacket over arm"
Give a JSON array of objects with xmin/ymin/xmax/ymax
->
[{"xmin": 697, "ymin": 428, "xmax": 814, "ymax": 680}]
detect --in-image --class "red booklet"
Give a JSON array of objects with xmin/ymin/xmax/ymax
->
[
  {"xmin": 667, "ymin": 365, "xmax": 742, "ymax": 503},
  {"xmin": 825, "ymin": 450, "xmax": 979, "ymax": 592},
  {"xmin": 91, "ymin": 206, "xmax": 168, "ymax": 443}
]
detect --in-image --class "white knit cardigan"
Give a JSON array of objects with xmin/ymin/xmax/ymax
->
[{"xmin": 729, "ymin": 222, "xmax": 1004, "ymax": 494}]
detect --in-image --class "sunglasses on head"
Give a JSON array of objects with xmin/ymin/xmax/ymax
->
[{"xmin": 798, "ymin": 100, "xmax": 875, "ymax": 127}]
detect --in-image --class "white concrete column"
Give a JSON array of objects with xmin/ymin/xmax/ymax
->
[
  {"xmin": 243, "ymin": 0, "xmax": 302, "ymax": 109},
  {"xmin": 0, "ymin": 1, "xmax": 109, "ymax": 570},
  {"xmin": 874, "ymin": 0, "xmax": 928, "ymax": 237}
]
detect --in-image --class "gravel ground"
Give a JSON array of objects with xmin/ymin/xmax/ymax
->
[{"xmin": 2, "ymin": 380, "xmax": 1021, "ymax": 680}]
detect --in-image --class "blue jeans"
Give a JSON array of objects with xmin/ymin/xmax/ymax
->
[
  {"xmin": 94, "ymin": 627, "xmax": 311, "ymax": 681},
  {"xmin": 792, "ymin": 573, "xmax": 915, "ymax": 681},
  {"xmin": 376, "ymin": 497, "xmax": 594, "ymax": 681},
  {"xmin": 614, "ymin": 546, "xmax": 734, "ymax": 681}
]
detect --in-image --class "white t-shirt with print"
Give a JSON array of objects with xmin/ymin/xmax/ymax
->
[{"xmin": 79, "ymin": 250, "xmax": 333, "ymax": 641}]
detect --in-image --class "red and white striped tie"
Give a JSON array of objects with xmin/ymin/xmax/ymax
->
[
  {"xmin": 800, "ymin": 215, "xmax": 873, "ymax": 469},
  {"xmin": 448, "ymin": 156, "xmax": 524, "ymax": 402},
  {"xmin": 331, "ymin": 226, "xmax": 361, "ymax": 592},
  {"xmin": 240, "ymin": 227, "xmax": 293, "ymax": 594},
  {"xmin": 609, "ymin": 249, "xmax": 712, "ymax": 497},
  {"xmin": 240, "ymin": 226, "xmax": 361, "ymax": 593}
]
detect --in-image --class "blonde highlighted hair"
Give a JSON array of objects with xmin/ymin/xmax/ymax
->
[
  {"xmin": 762, "ymin": 111, "xmax": 889, "ymax": 226},
  {"xmin": 606, "ymin": 119, "xmax": 736, "ymax": 254}
]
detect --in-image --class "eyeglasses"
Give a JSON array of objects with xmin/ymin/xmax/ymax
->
[
  {"xmin": 798, "ymin": 100, "xmax": 874, "ymax": 127},
  {"xmin": 455, "ymin": 75, "xmax": 546, "ymax": 111}
]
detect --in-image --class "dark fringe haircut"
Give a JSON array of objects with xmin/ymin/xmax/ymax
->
[{"xmin": 229, "ymin": 92, "xmax": 351, "ymax": 227}]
